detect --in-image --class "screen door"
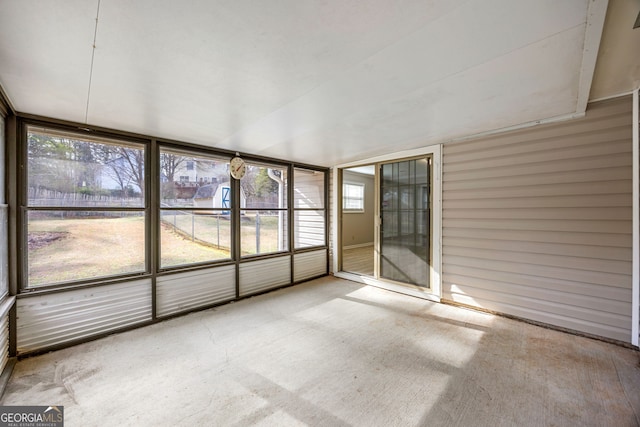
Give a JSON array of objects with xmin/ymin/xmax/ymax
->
[{"xmin": 379, "ymin": 158, "xmax": 430, "ymax": 287}]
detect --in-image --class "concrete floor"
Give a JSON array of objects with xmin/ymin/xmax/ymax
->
[{"xmin": 2, "ymin": 276, "xmax": 640, "ymax": 426}]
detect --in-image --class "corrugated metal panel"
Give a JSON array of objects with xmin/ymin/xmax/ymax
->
[
  {"xmin": 17, "ymin": 279, "xmax": 152, "ymax": 354},
  {"xmin": 294, "ymin": 249, "xmax": 327, "ymax": 282},
  {"xmin": 442, "ymin": 98, "xmax": 632, "ymax": 342},
  {"xmin": 442, "ymin": 96, "xmax": 633, "ymax": 342},
  {"xmin": 0, "ymin": 314, "xmax": 8, "ymax": 373},
  {"xmin": 157, "ymin": 265, "xmax": 236, "ymax": 317},
  {"xmin": 239, "ymin": 256, "xmax": 291, "ymax": 296}
]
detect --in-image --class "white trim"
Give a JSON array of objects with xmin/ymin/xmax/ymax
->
[
  {"xmin": 342, "ymin": 181, "xmax": 365, "ymax": 213},
  {"xmin": 632, "ymin": 88, "xmax": 639, "ymax": 347},
  {"xmin": 0, "ymin": 296, "xmax": 15, "ymax": 319},
  {"xmin": 334, "ymin": 271, "xmax": 441, "ymax": 303},
  {"xmin": 333, "ymin": 144, "xmax": 443, "ymax": 300},
  {"xmin": 331, "ymin": 166, "xmax": 340, "ymax": 274},
  {"xmin": 576, "ymin": 0, "xmax": 609, "ymax": 113},
  {"xmin": 433, "ymin": 144, "xmax": 442, "ymax": 299},
  {"xmin": 589, "ymin": 90, "xmax": 638, "ymax": 104}
]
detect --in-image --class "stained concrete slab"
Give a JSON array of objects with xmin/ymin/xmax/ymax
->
[{"xmin": 2, "ymin": 276, "xmax": 639, "ymax": 426}]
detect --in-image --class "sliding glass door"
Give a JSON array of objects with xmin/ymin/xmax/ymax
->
[{"xmin": 379, "ymin": 158, "xmax": 430, "ymax": 287}]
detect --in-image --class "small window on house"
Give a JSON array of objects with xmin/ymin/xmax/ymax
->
[
  {"xmin": 186, "ymin": 161, "xmax": 194, "ymax": 171},
  {"xmin": 179, "ymin": 176, "xmax": 189, "ymax": 182},
  {"xmin": 343, "ymin": 183, "xmax": 365, "ymax": 212}
]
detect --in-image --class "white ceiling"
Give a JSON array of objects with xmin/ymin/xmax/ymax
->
[{"xmin": 0, "ymin": 0, "xmax": 605, "ymax": 167}]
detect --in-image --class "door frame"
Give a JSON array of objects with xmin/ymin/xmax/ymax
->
[{"xmin": 333, "ymin": 144, "xmax": 442, "ymax": 301}]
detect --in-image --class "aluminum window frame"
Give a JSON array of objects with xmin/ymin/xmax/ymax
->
[
  {"xmin": 20, "ymin": 122, "xmax": 150, "ymax": 291},
  {"xmin": 15, "ymin": 116, "xmax": 329, "ymax": 296}
]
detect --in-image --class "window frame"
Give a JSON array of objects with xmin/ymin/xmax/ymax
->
[
  {"xmin": 293, "ymin": 167, "xmax": 327, "ymax": 250},
  {"xmin": 239, "ymin": 160, "xmax": 290, "ymax": 258},
  {"xmin": 158, "ymin": 145, "xmax": 233, "ymax": 270},
  {"xmin": 16, "ymin": 117, "xmax": 329, "ymax": 294},
  {"xmin": 20, "ymin": 122, "xmax": 150, "ymax": 291},
  {"xmin": 343, "ymin": 182, "xmax": 365, "ymax": 213}
]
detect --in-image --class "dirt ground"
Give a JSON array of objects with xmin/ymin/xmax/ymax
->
[{"xmin": 28, "ymin": 231, "xmax": 68, "ymax": 251}]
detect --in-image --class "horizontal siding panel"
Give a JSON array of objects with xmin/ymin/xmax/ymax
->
[
  {"xmin": 444, "ymin": 138, "xmax": 630, "ymax": 173},
  {"xmin": 295, "ymin": 210, "xmax": 326, "ymax": 248},
  {"xmin": 17, "ymin": 279, "xmax": 152, "ymax": 354},
  {"xmin": 445, "ymin": 152, "xmax": 631, "ymax": 182},
  {"xmin": 444, "ymin": 207, "xmax": 631, "ymax": 221},
  {"xmin": 239, "ymin": 256, "xmax": 291, "ymax": 296},
  {"xmin": 443, "ymin": 265, "xmax": 631, "ymax": 301},
  {"xmin": 444, "ymin": 194, "xmax": 631, "ymax": 209},
  {"xmin": 442, "ymin": 96, "xmax": 633, "ymax": 342},
  {"xmin": 157, "ymin": 266, "xmax": 235, "ymax": 317},
  {"xmin": 443, "ymin": 218, "xmax": 630, "ymax": 234},
  {"xmin": 444, "ymin": 126, "xmax": 630, "ymax": 164},
  {"xmin": 443, "ymin": 246, "xmax": 631, "ymax": 275},
  {"xmin": 444, "ymin": 180, "xmax": 631, "ymax": 200},
  {"xmin": 443, "ymin": 227, "xmax": 631, "ymax": 247},
  {"xmin": 294, "ymin": 249, "xmax": 327, "ymax": 282},
  {"xmin": 446, "ymin": 293, "xmax": 630, "ymax": 343},
  {"xmin": 444, "ymin": 166, "xmax": 631, "ymax": 191},
  {"xmin": 444, "ymin": 255, "xmax": 629, "ymax": 289},
  {"xmin": 443, "ymin": 237, "xmax": 631, "ymax": 261},
  {"xmin": 445, "ymin": 278, "xmax": 630, "ymax": 328},
  {"xmin": 294, "ymin": 170, "xmax": 325, "ymax": 209}
]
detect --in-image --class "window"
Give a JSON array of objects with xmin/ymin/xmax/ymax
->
[
  {"xmin": 25, "ymin": 126, "xmax": 146, "ymax": 287},
  {"xmin": 240, "ymin": 162, "xmax": 288, "ymax": 256},
  {"xmin": 294, "ymin": 168, "xmax": 326, "ymax": 248},
  {"xmin": 343, "ymin": 183, "xmax": 365, "ymax": 212},
  {"xmin": 21, "ymin": 124, "xmax": 328, "ymax": 290},
  {"xmin": 160, "ymin": 148, "xmax": 231, "ymax": 268}
]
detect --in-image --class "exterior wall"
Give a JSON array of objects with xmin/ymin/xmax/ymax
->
[{"xmin": 442, "ymin": 96, "xmax": 633, "ymax": 342}]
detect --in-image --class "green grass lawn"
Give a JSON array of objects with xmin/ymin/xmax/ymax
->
[{"xmin": 27, "ymin": 213, "xmax": 285, "ymax": 286}]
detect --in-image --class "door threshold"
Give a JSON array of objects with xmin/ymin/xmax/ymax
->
[{"xmin": 334, "ymin": 271, "xmax": 440, "ymax": 303}]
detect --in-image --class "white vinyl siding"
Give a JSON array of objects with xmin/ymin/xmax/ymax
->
[
  {"xmin": 294, "ymin": 168, "xmax": 326, "ymax": 249},
  {"xmin": 442, "ymin": 96, "xmax": 633, "ymax": 342}
]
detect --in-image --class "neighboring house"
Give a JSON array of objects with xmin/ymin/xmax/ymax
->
[{"xmin": 172, "ymin": 159, "xmax": 227, "ymax": 185}]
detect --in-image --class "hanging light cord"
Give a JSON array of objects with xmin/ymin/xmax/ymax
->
[{"xmin": 85, "ymin": 0, "xmax": 101, "ymax": 124}]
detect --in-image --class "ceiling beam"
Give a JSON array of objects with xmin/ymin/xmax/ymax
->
[{"xmin": 576, "ymin": 0, "xmax": 609, "ymax": 113}]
